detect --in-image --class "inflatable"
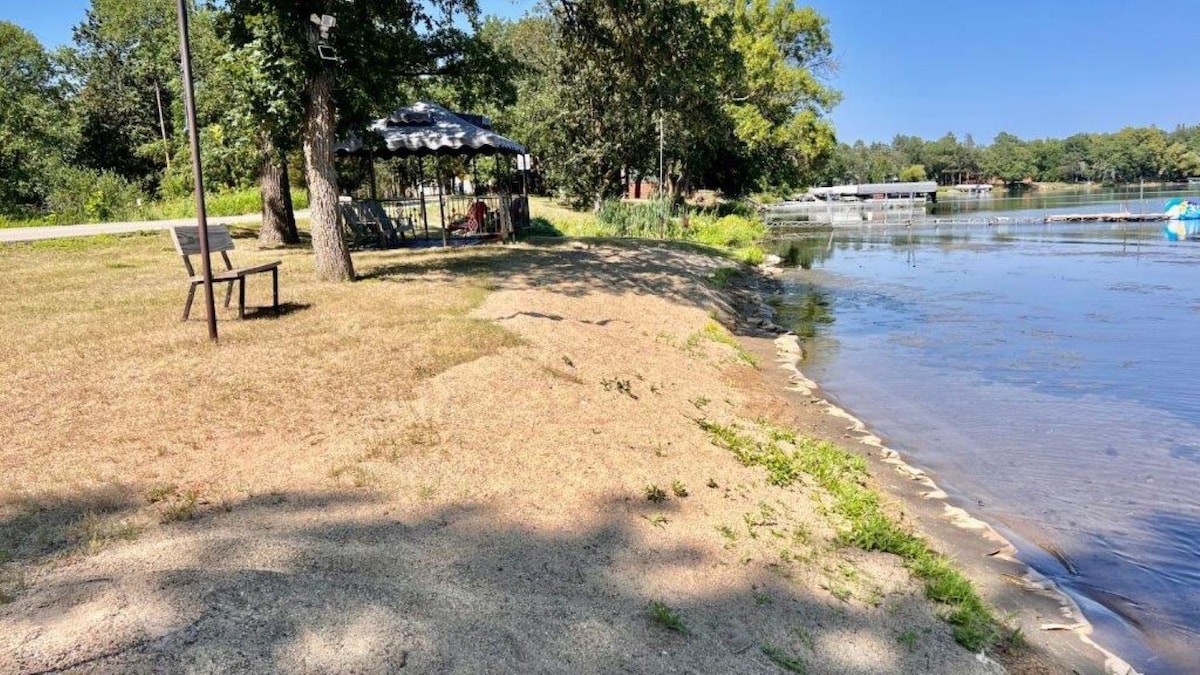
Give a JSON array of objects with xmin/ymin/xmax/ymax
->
[
  {"xmin": 1162, "ymin": 198, "xmax": 1200, "ymax": 240},
  {"xmin": 1163, "ymin": 197, "xmax": 1200, "ymax": 220}
]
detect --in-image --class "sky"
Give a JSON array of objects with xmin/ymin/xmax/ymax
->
[{"xmin": 4, "ymin": 0, "xmax": 1198, "ymax": 144}]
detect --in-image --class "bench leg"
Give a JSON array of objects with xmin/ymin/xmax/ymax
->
[
  {"xmin": 224, "ymin": 280, "xmax": 235, "ymax": 308},
  {"xmin": 183, "ymin": 284, "xmax": 197, "ymax": 321},
  {"xmin": 272, "ymin": 268, "xmax": 279, "ymax": 312},
  {"xmin": 238, "ymin": 278, "xmax": 246, "ymax": 320}
]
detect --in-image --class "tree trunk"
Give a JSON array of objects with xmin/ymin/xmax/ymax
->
[
  {"xmin": 280, "ymin": 160, "xmax": 299, "ymax": 243},
  {"xmin": 303, "ymin": 67, "xmax": 354, "ymax": 281},
  {"xmin": 259, "ymin": 134, "xmax": 298, "ymax": 247}
]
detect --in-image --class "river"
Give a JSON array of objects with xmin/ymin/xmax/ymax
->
[{"xmin": 771, "ymin": 194, "xmax": 1200, "ymax": 674}]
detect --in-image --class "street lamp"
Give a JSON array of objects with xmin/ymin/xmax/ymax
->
[{"xmin": 176, "ymin": 0, "xmax": 217, "ymax": 341}]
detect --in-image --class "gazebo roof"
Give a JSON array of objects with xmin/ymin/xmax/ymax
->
[{"xmin": 335, "ymin": 101, "xmax": 526, "ymax": 158}]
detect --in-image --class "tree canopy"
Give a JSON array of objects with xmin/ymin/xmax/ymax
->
[{"xmin": 821, "ymin": 125, "xmax": 1200, "ymax": 186}]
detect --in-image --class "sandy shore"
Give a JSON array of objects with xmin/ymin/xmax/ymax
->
[{"xmin": 0, "ymin": 237, "xmax": 1124, "ymax": 673}]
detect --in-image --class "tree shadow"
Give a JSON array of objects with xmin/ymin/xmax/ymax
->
[
  {"xmin": 0, "ymin": 490, "xmax": 992, "ymax": 674},
  {"xmin": 356, "ymin": 241, "xmax": 738, "ymax": 318}
]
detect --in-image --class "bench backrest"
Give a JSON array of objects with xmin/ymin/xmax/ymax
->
[{"xmin": 171, "ymin": 225, "xmax": 235, "ymax": 256}]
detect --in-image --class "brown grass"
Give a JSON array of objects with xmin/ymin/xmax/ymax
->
[
  {"xmin": 0, "ymin": 231, "xmax": 520, "ymax": 561},
  {"xmin": 0, "ymin": 230, "xmax": 1019, "ymax": 673}
]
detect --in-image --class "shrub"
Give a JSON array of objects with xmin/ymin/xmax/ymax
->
[
  {"xmin": 596, "ymin": 199, "xmax": 685, "ymax": 238},
  {"xmin": 45, "ymin": 166, "xmax": 145, "ymax": 224},
  {"xmin": 689, "ymin": 214, "xmax": 765, "ymax": 250}
]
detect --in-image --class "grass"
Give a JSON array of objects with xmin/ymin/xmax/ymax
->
[
  {"xmin": 0, "ymin": 230, "xmax": 528, "ymax": 568},
  {"xmin": 526, "ymin": 196, "xmax": 767, "ymax": 265},
  {"xmin": 698, "ymin": 419, "xmax": 1017, "ymax": 654},
  {"xmin": 707, "ymin": 266, "xmax": 740, "ymax": 289},
  {"xmin": 644, "ymin": 484, "xmax": 668, "ymax": 503},
  {"xmin": 647, "ymin": 600, "xmax": 687, "ymax": 633},
  {"xmin": 689, "ymin": 320, "xmax": 760, "ymax": 368},
  {"xmin": 761, "ymin": 643, "xmax": 806, "ymax": 673},
  {"xmin": 671, "ymin": 480, "xmax": 688, "ymax": 498}
]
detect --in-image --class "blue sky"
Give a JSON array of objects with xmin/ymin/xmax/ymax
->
[{"xmin": 5, "ymin": 0, "xmax": 1197, "ymax": 144}]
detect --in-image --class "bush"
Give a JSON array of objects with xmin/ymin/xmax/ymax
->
[
  {"xmin": 45, "ymin": 166, "xmax": 145, "ymax": 224},
  {"xmin": 596, "ymin": 199, "xmax": 689, "ymax": 239},
  {"xmin": 689, "ymin": 214, "xmax": 765, "ymax": 250}
]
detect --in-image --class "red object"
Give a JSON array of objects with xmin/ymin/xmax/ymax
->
[{"xmin": 466, "ymin": 201, "xmax": 488, "ymax": 232}]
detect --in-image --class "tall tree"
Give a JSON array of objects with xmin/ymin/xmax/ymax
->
[
  {"xmin": 222, "ymin": 0, "xmax": 486, "ymax": 281},
  {"xmin": 709, "ymin": 0, "xmax": 839, "ymax": 193},
  {"xmin": 0, "ymin": 22, "xmax": 70, "ymax": 213}
]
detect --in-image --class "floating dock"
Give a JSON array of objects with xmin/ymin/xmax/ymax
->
[{"xmin": 1045, "ymin": 212, "xmax": 1168, "ymax": 223}]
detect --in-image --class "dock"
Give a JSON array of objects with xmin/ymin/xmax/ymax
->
[
  {"xmin": 1044, "ymin": 212, "xmax": 1168, "ymax": 223},
  {"xmin": 764, "ymin": 203, "xmax": 1173, "ymax": 229}
]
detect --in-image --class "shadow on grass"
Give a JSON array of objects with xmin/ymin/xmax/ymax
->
[
  {"xmin": 244, "ymin": 302, "xmax": 312, "ymax": 320},
  {"xmin": 357, "ymin": 240, "xmax": 735, "ymax": 314},
  {"xmin": 0, "ymin": 489, "xmax": 985, "ymax": 673}
]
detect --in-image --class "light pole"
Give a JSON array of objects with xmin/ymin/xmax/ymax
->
[{"xmin": 176, "ymin": 0, "xmax": 217, "ymax": 342}]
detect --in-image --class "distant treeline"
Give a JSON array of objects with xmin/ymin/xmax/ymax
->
[{"xmin": 820, "ymin": 127, "xmax": 1200, "ymax": 186}]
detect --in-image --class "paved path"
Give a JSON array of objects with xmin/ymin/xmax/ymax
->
[{"xmin": 0, "ymin": 211, "xmax": 311, "ymax": 243}]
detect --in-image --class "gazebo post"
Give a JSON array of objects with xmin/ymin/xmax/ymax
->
[
  {"xmin": 494, "ymin": 154, "xmax": 510, "ymax": 241},
  {"xmin": 366, "ymin": 149, "xmax": 378, "ymax": 201},
  {"xmin": 416, "ymin": 157, "xmax": 430, "ymax": 241},
  {"xmin": 436, "ymin": 157, "xmax": 449, "ymax": 247}
]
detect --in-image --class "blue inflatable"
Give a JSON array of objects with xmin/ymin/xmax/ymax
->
[
  {"xmin": 1162, "ymin": 198, "xmax": 1200, "ymax": 240},
  {"xmin": 1163, "ymin": 197, "xmax": 1200, "ymax": 220}
]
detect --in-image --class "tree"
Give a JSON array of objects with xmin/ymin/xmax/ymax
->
[
  {"xmin": 981, "ymin": 132, "xmax": 1034, "ymax": 183},
  {"xmin": 899, "ymin": 164, "xmax": 926, "ymax": 182},
  {"xmin": 0, "ymin": 22, "xmax": 70, "ymax": 213},
  {"xmin": 710, "ymin": 0, "xmax": 840, "ymax": 193},
  {"xmin": 223, "ymin": 0, "xmax": 490, "ymax": 281},
  {"xmin": 540, "ymin": 0, "xmax": 736, "ymax": 207}
]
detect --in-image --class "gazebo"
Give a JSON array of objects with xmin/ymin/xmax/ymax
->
[{"xmin": 335, "ymin": 101, "xmax": 528, "ymax": 247}]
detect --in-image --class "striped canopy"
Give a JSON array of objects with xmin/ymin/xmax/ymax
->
[{"xmin": 335, "ymin": 101, "xmax": 526, "ymax": 158}]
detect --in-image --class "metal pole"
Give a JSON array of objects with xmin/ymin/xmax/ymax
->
[
  {"xmin": 177, "ymin": 0, "xmax": 217, "ymax": 342},
  {"xmin": 658, "ymin": 111, "xmax": 664, "ymax": 198},
  {"xmin": 436, "ymin": 158, "xmax": 448, "ymax": 247},
  {"xmin": 417, "ymin": 158, "xmax": 429, "ymax": 241}
]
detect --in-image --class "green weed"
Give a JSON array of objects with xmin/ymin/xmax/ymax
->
[
  {"xmin": 698, "ymin": 418, "xmax": 1012, "ymax": 653},
  {"xmin": 143, "ymin": 483, "xmax": 177, "ymax": 504},
  {"xmin": 647, "ymin": 600, "xmax": 687, "ymax": 633},
  {"xmin": 643, "ymin": 513, "xmax": 669, "ymax": 528},
  {"xmin": 708, "ymin": 266, "xmax": 740, "ymax": 289},
  {"xmin": 761, "ymin": 643, "xmax": 806, "ymax": 673},
  {"xmin": 158, "ymin": 490, "xmax": 199, "ymax": 523},
  {"xmin": 897, "ymin": 629, "xmax": 918, "ymax": 652},
  {"xmin": 689, "ymin": 321, "xmax": 760, "ymax": 367},
  {"xmin": 644, "ymin": 485, "xmax": 668, "ymax": 503},
  {"xmin": 671, "ymin": 480, "xmax": 689, "ymax": 498}
]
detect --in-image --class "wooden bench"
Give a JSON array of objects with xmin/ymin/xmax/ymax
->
[{"xmin": 170, "ymin": 225, "xmax": 281, "ymax": 321}]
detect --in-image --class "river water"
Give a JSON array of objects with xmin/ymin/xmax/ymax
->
[{"xmin": 772, "ymin": 196, "xmax": 1200, "ymax": 674}]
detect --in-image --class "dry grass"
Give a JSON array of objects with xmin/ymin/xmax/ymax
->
[
  {"xmin": 0, "ymin": 230, "xmax": 1012, "ymax": 673},
  {"xmin": 0, "ymin": 230, "xmax": 520, "ymax": 561}
]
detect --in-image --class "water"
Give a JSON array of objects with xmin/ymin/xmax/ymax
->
[{"xmin": 772, "ymin": 207, "xmax": 1200, "ymax": 673}]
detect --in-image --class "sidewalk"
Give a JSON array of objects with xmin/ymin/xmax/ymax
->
[{"xmin": 0, "ymin": 211, "xmax": 310, "ymax": 243}]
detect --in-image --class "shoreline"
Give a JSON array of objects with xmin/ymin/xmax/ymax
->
[{"xmin": 731, "ymin": 261, "xmax": 1138, "ymax": 674}]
